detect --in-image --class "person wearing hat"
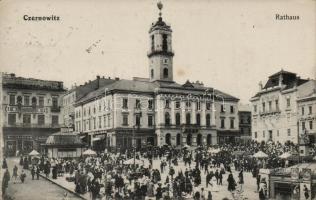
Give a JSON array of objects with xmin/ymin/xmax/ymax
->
[{"xmin": 156, "ymin": 183, "xmax": 162, "ymax": 200}]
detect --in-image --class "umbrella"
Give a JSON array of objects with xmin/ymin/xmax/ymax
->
[
  {"xmin": 279, "ymin": 152, "xmax": 292, "ymax": 159},
  {"xmin": 29, "ymin": 150, "xmax": 40, "ymax": 156},
  {"xmin": 233, "ymin": 151, "xmax": 245, "ymax": 156},
  {"xmin": 253, "ymin": 151, "xmax": 268, "ymax": 158},
  {"xmin": 83, "ymin": 149, "xmax": 97, "ymax": 156},
  {"xmin": 208, "ymin": 148, "xmax": 221, "ymax": 154},
  {"xmin": 123, "ymin": 158, "xmax": 144, "ymax": 165}
]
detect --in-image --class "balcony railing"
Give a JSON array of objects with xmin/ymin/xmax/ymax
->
[
  {"xmin": 259, "ymin": 109, "xmax": 281, "ymax": 116},
  {"xmin": 4, "ymin": 123, "xmax": 60, "ymax": 128}
]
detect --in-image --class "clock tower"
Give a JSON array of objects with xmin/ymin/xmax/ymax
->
[{"xmin": 148, "ymin": 1, "xmax": 174, "ymax": 82}]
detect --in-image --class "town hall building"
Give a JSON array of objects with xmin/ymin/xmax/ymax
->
[{"xmin": 73, "ymin": 3, "xmax": 240, "ymax": 152}]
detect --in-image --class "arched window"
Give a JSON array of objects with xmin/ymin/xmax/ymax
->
[
  {"xmin": 151, "ymin": 69, "xmax": 154, "ymax": 79},
  {"xmin": 176, "ymin": 133, "xmax": 181, "ymax": 146},
  {"xmin": 197, "ymin": 134, "xmax": 202, "ymax": 146},
  {"xmin": 175, "ymin": 113, "xmax": 181, "ymax": 126},
  {"xmin": 196, "ymin": 113, "xmax": 201, "ymax": 125},
  {"xmin": 187, "ymin": 133, "xmax": 192, "ymax": 145},
  {"xmin": 207, "ymin": 134, "xmax": 212, "ymax": 146},
  {"xmin": 162, "ymin": 34, "xmax": 168, "ymax": 52},
  {"xmin": 206, "ymin": 114, "xmax": 211, "ymax": 127},
  {"xmin": 165, "ymin": 133, "xmax": 171, "ymax": 145},
  {"xmin": 163, "ymin": 68, "xmax": 168, "ymax": 78},
  {"xmin": 32, "ymin": 97, "xmax": 37, "ymax": 107},
  {"xmin": 151, "ymin": 35, "xmax": 155, "ymax": 51},
  {"xmin": 186, "ymin": 113, "xmax": 191, "ymax": 125},
  {"xmin": 165, "ymin": 112, "xmax": 170, "ymax": 126}
]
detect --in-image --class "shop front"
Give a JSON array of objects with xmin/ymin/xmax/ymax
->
[{"xmin": 267, "ymin": 163, "xmax": 316, "ymax": 200}]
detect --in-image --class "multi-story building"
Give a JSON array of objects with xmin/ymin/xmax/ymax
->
[
  {"xmin": 73, "ymin": 4, "xmax": 239, "ymax": 152},
  {"xmin": 297, "ymin": 80, "xmax": 316, "ymax": 143},
  {"xmin": 238, "ymin": 104, "xmax": 252, "ymax": 141},
  {"xmin": 60, "ymin": 75, "xmax": 116, "ymax": 128},
  {"xmin": 250, "ymin": 70, "xmax": 315, "ymax": 144},
  {"xmin": 1, "ymin": 73, "xmax": 66, "ymax": 156}
]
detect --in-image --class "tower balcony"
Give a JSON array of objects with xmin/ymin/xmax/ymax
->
[{"xmin": 147, "ymin": 50, "xmax": 174, "ymax": 58}]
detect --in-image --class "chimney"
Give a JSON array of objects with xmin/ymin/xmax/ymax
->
[
  {"xmin": 96, "ymin": 75, "xmax": 100, "ymax": 89},
  {"xmin": 259, "ymin": 81, "xmax": 263, "ymax": 91},
  {"xmin": 115, "ymin": 77, "xmax": 120, "ymax": 81}
]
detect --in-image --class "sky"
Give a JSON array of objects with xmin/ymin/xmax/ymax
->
[{"xmin": 0, "ymin": 0, "xmax": 315, "ymax": 104}]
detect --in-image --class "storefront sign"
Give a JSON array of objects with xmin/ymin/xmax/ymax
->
[{"xmin": 291, "ymin": 168, "xmax": 299, "ymax": 180}]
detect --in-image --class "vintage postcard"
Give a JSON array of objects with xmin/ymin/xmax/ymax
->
[{"xmin": 0, "ymin": 0, "xmax": 315, "ymax": 199}]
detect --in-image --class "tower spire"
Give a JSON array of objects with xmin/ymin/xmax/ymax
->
[{"xmin": 157, "ymin": 1, "xmax": 163, "ymax": 18}]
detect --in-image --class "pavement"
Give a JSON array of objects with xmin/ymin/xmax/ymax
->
[{"xmin": 4, "ymin": 157, "xmax": 82, "ymax": 200}]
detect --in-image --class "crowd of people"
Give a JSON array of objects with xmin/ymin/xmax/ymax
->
[{"xmin": 2, "ymin": 140, "xmax": 316, "ymax": 200}]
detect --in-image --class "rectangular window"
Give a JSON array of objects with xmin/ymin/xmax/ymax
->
[
  {"xmin": 220, "ymin": 118, "xmax": 225, "ymax": 128},
  {"xmin": 206, "ymin": 102, "xmax": 211, "ymax": 110},
  {"xmin": 175, "ymin": 101, "xmax": 181, "ymax": 109},
  {"xmin": 148, "ymin": 115, "xmax": 153, "ymax": 127},
  {"xmin": 93, "ymin": 117, "xmax": 96, "ymax": 129},
  {"xmin": 196, "ymin": 102, "xmax": 201, "ymax": 110},
  {"xmin": 230, "ymin": 106, "xmax": 234, "ymax": 113},
  {"xmin": 8, "ymin": 114, "xmax": 16, "ymax": 125},
  {"xmin": 302, "ymin": 107, "xmax": 305, "ymax": 115},
  {"xmin": 9, "ymin": 95, "xmax": 15, "ymax": 105},
  {"xmin": 52, "ymin": 115, "xmax": 59, "ymax": 126},
  {"xmin": 263, "ymin": 131, "xmax": 265, "ymax": 138},
  {"xmin": 148, "ymin": 100, "xmax": 153, "ymax": 110},
  {"xmin": 262, "ymin": 102, "xmax": 265, "ymax": 112},
  {"xmin": 268, "ymin": 101, "xmax": 272, "ymax": 112},
  {"xmin": 287, "ymin": 98, "xmax": 291, "ymax": 107},
  {"xmin": 24, "ymin": 96, "xmax": 30, "ymax": 106},
  {"xmin": 104, "ymin": 115, "xmax": 106, "ymax": 127},
  {"xmin": 99, "ymin": 116, "xmax": 102, "ymax": 128},
  {"xmin": 23, "ymin": 114, "xmax": 31, "ymax": 125},
  {"xmin": 254, "ymin": 105, "xmax": 257, "ymax": 113},
  {"xmin": 254, "ymin": 132, "xmax": 257, "ymax": 138},
  {"xmin": 38, "ymin": 115, "xmax": 45, "ymax": 125},
  {"xmin": 52, "ymin": 97, "xmax": 58, "ymax": 108},
  {"xmin": 135, "ymin": 115, "xmax": 141, "ymax": 126},
  {"xmin": 275, "ymin": 100, "xmax": 279, "ymax": 110},
  {"xmin": 108, "ymin": 115, "xmax": 110, "ymax": 127},
  {"xmin": 165, "ymin": 100, "xmax": 170, "ymax": 108},
  {"xmin": 287, "ymin": 129, "xmax": 291, "ymax": 136},
  {"xmin": 310, "ymin": 121, "xmax": 313, "ymax": 130},
  {"xmin": 135, "ymin": 99, "xmax": 141, "ymax": 109},
  {"xmin": 78, "ymin": 121, "xmax": 81, "ymax": 132},
  {"xmin": 123, "ymin": 98, "xmax": 128, "ymax": 109},
  {"xmin": 230, "ymin": 118, "xmax": 234, "ymax": 129},
  {"xmin": 39, "ymin": 96, "xmax": 44, "ymax": 107},
  {"xmin": 123, "ymin": 114, "xmax": 128, "ymax": 126},
  {"xmin": 302, "ymin": 121, "xmax": 305, "ymax": 130},
  {"xmin": 309, "ymin": 106, "xmax": 312, "ymax": 115},
  {"xmin": 221, "ymin": 105, "xmax": 225, "ymax": 113}
]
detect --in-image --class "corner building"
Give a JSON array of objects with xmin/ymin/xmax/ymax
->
[
  {"xmin": 1, "ymin": 73, "xmax": 65, "ymax": 156},
  {"xmin": 73, "ymin": 6, "xmax": 239, "ymax": 151}
]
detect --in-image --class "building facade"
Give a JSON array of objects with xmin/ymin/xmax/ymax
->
[
  {"xmin": 297, "ymin": 80, "xmax": 316, "ymax": 144},
  {"xmin": 1, "ymin": 73, "xmax": 65, "ymax": 156},
  {"xmin": 60, "ymin": 75, "xmax": 116, "ymax": 128},
  {"xmin": 250, "ymin": 70, "xmax": 315, "ymax": 144},
  {"xmin": 73, "ymin": 5, "xmax": 239, "ymax": 152},
  {"xmin": 238, "ymin": 104, "xmax": 252, "ymax": 141}
]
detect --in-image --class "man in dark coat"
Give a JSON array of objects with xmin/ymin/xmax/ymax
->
[
  {"xmin": 2, "ymin": 169, "xmax": 10, "ymax": 197},
  {"xmin": 36, "ymin": 166, "xmax": 40, "ymax": 180},
  {"xmin": 31, "ymin": 166, "xmax": 35, "ymax": 180}
]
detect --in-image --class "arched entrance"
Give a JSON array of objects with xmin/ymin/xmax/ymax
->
[
  {"xmin": 196, "ymin": 134, "xmax": 202, "ymax": 146},
  {"xmin": 187, "ymin": 134, "xmax": 192, "ymax": 145},
  {"xmin": 176, "ymin": 133, "xmax": 181, "ymax": 146},
  {"xmin": 165, "ymin": 133, "xmax": 171, "ymax": 145},
  {"xmin": 207, "ymin": 134, "xmax": 212, "ymax": 146}
]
